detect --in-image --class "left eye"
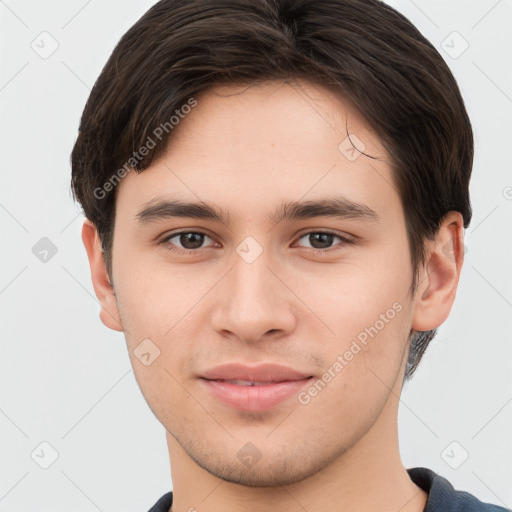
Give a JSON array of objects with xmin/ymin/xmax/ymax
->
[{"xmin": 295, "ymin": 231, "xmax": 351, "ymax": 250}]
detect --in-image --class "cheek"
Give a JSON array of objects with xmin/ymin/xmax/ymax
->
[
  {"xmin": 116, "ymin": 279, "xmax": 195, "ymax": 418},
  {"xmin": 113, "ymin": 255, "xmax": 205, "ymax": 338},
  {"xmin": 112, "ymin": 260, "xmax": 207, "ymax": 383},
  {"xmin": 296, "ymin": 253, "xmax": 410, "ymax": 341},
  {"xmin": 294, "ymin": 250, "xmax": 411, "ymax": 385},
  {"xmin": 298, "ymin": 298, "xmax": 410, "ymax": 431}
]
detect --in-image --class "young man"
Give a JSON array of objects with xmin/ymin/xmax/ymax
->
[{"xmin": 70, "ymin": 0, "xmax": 508, "ymax": 511}]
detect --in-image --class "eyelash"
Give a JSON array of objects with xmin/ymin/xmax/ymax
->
[{"xmin": 160, "ymin": 229, "xmax": 354, "ymax": 255}]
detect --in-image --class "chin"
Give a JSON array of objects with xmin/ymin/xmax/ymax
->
[{"xmin": 189, "ymin": 447, "xmax": 335, "ymax": 488}]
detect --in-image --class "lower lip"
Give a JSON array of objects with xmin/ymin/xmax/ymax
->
[{"xmin": 200, "ymin": 377, "xmax": 313, "ymax": 412}]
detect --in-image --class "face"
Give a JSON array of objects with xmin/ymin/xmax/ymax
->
[{"xmin": 86, "ymin": 79, "xmax": 454, "ymax": 487}]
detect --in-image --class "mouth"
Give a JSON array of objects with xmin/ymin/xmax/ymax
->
[
  {"xmin": 198, "ymin": 362, "xmax": 314, "ymax": 412},
  {"xmin": 206, "ymin": 378, "xmax": 295, "ymax": 386}
]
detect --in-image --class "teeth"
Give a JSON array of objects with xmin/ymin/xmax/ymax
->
[{"xmin": 221, "ymin": 379, "xmax": 275, "ymax": 386}]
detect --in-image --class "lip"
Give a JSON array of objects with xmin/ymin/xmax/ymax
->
[
  {"xmin": 199, "ymin": 362, "xmax": 312, "ymax": 382},
  {"xmin": 199, "ymin": 363, "xmax": 313, "ymax": 412}
]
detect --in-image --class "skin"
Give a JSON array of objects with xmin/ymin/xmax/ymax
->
[{"xmin": 82, "ymin": 79, "xmax": 465, "ymax": 512}]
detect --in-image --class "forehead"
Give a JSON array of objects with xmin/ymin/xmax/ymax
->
[
  {"xmin": 115, "ymin": 79, "xmax": 401, "ymax": 225},
  {"xmin": 170, "ymin": 79, "xmax": 384, "ymax": 153}
]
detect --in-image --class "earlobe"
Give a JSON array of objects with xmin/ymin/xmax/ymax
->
[
  {"xmin": 411, "ymin": 212, "xmax": 465, "ymax": 332},
  {"xmin": 81, "ymin": 219, "xmax": 124, "ymax": 332}
]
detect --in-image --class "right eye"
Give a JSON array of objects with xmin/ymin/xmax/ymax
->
[{"xmin": 161, "ymin": 231, "xmax": 218, "ymax": 254}]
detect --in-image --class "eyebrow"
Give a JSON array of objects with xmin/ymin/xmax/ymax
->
[{"xmin": 134, "ymin": 196, "xmax": 380, "ymax": 226}]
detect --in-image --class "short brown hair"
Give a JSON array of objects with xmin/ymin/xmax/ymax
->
[{"xmin": 70, "ymin": 0, "xmax": 474, "ymax": 380}]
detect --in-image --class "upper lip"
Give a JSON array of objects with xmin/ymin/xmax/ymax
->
[{"xmin": 199, "ymin": 363, "xmax": 313, "ymax": 383}]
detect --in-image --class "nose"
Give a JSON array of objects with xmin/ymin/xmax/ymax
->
[{"xmin": 210, "ymin": 246, "xmax": 298, "ymax": 344}]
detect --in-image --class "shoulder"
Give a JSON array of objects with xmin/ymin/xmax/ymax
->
[
  {"xmin": 146, "ymin": 490, "xmax": 173, "ymax": 512},
  {"xmin": 407, "ymin": 467, "xmax": 510, "ymax": 512},
  {"xmin": 146, "ymin": 471, "xmax": 510, "ymax": 512}
]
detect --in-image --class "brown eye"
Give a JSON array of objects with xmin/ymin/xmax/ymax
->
[
  {"xmin": 177, "ymin": 232, "xmax": 205, "ymax": 249},
  {"xmin": 306, "ymin": 232, "xmax": 335, "ymax": 249},
  {"xmin": 295, "ymin": 231, "xmax": 352, "ymax": 251},
  {"xmin": 162, "ymin": 231, "xmax": 215, "ymax": 253}
]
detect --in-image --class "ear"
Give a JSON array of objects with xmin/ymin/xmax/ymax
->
[
  {"xmin": 81, "ymin": 219, "xmax": 123, "ymax": 332},
  {"xmin": 411, "ymin": 211, "xmax": 465, "ymax": 332}
]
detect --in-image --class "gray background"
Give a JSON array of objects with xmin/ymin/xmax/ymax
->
[{"xmin": 0, "ymin": 0, "xmax": 511, "ymax": 510}]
